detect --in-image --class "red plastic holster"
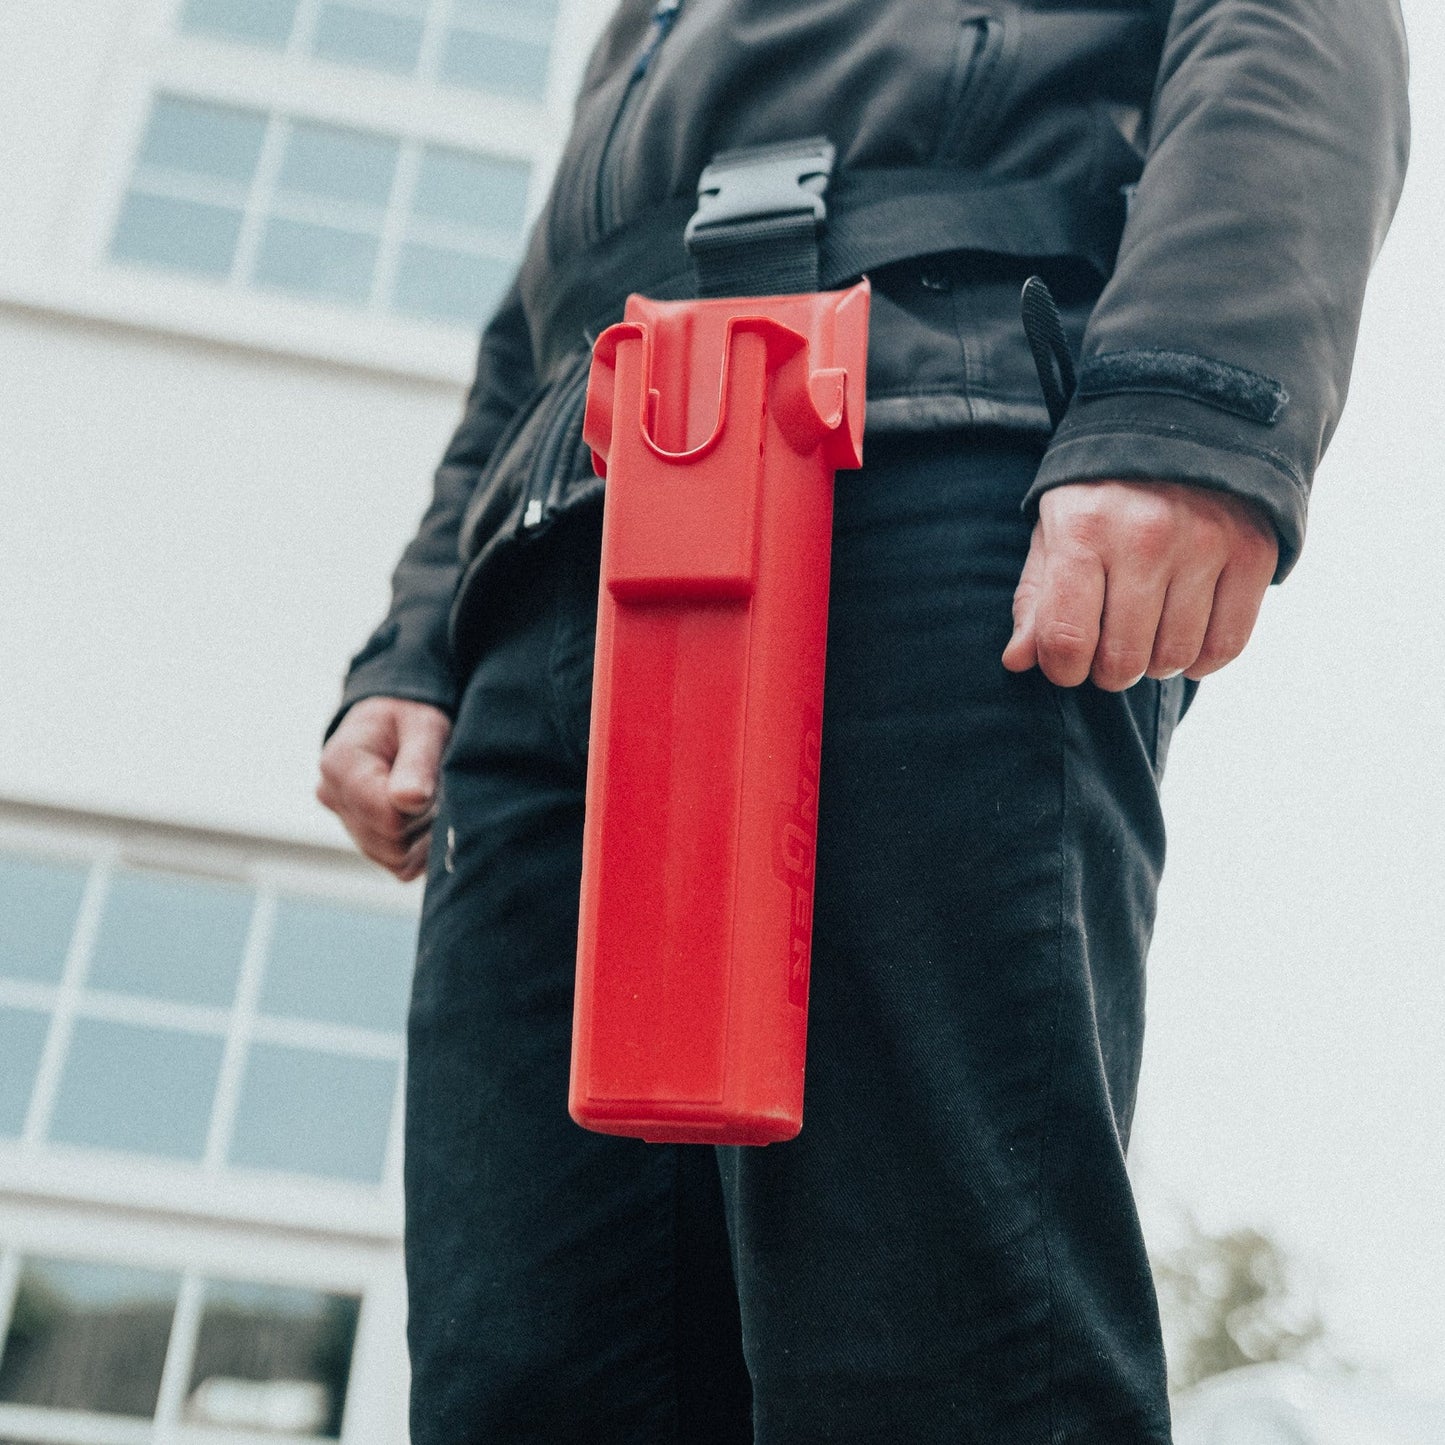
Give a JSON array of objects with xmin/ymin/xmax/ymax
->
[{"xmin": 569, "ymin": 281, "xmax": 870, "ymax": 1145}]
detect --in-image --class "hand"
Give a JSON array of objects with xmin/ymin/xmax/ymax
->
[
  {"xmin": 1002, "ymin": 479, "xmax": 1279, "ymax": 690},
  {"xmin": 316, "ymin": 697, "xmax": 453, "ymax": 881}
]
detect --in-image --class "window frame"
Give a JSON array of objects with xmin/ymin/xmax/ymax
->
[
  {"xmin": 0, "ymin": 806, "xmax": 412, "ymax": 1241},
  {"xmin": 0, "ymin": 1197, "xmax": 407, "ymax": 1443},
  {"xmin": 0, "ymin": 0, "xmax": 610, "ymax": 386},
  {"xmin": 0, "ymin": 804, "xmax": 414, "ymax": 1442}
]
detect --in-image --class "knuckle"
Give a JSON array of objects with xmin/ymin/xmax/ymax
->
[
  {"xmin": 1037, "ymin": 619, "xmax": 1093, "ymax": 659},
  {"xmin": 1194, "ymin": 641, "xmax": 1237, "ymax": 672},
  {"xmin": 366, "ymin": 837, "xmax": 405, "ymax": 869},
  {"xmin": 1128, "ymin": 507, "xmax": 1176, "ymax": 555},
  {"xmin": 1092, "ymin": 641, "xmax": 1150, "ymax": 691},
  {"xmin": 1209, "ymin": 627, "xmax": 1250, "ymax": 661},
  {"xmin": 353, "ymin": 797, "xmax": 397, "ymax": 839},
  {"xmin": 1062, "ymin": 510, "xmax": 1109, "ymax": 551},
  {"xmin": 1096, "ymin": 638, "xmax": 1151, "ymax": 668}
]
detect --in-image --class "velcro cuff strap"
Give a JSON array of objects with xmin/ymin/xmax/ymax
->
[{"xmin": 1077, "ymin": 349, "xmax": 1289, "ymax": 425}]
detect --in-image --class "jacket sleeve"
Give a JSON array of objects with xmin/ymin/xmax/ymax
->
[
  {"xmin": 324, "ymin": 277, "xmax": 536, "ymax": 740},
  {"xmin": 1025, "ymin": 0, "xmax": 1410, "ymax": 581}
]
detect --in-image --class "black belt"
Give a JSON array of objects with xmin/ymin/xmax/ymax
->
[{"xmin": 526, "ymin": 134, "xmax": 1136, "ymax": 382}]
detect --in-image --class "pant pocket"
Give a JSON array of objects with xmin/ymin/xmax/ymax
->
[{"xmin": 1152, "ymin": 672, "xmax": 1192, "ymax": 780}]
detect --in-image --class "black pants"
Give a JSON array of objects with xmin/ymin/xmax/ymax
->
[{"xmin": 407, "ymin": 431, "xmax": 1190, "ymax": 1444}]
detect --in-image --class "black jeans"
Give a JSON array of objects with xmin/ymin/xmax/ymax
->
[{"xmin": 407, "ymin": 431, "xmax": 1191, "ymax": 1444}]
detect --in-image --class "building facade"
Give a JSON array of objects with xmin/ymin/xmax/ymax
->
[{"xmin": 0, "ymin": 1, "xmax": 610, "ymax": 1439}]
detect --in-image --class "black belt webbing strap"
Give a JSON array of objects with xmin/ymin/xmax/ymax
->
[
  {"xmin": 685, "ymin": 137, "xmax": 835, "ymax": 298},
  {"xmin": 529, "ymin": 142, "xmax": 1133, "ymax": 381}
]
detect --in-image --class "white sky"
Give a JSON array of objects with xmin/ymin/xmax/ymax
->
[{"xmin": 1131, "ymin": 0, "xmax": 1445, "ymax": 1395}]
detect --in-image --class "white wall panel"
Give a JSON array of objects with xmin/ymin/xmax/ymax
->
[{"xmin": 0, "ymin": 307, "xmax": 464, "ymax": 850}]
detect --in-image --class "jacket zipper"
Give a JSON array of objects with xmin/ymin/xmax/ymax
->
[
  {"xmin": 592, "ymin": 0, "xmax": 682, "ymax": 240},
  {"xmin": 519, "ymin": 353, "xmax": 592, "ymax": 532}
]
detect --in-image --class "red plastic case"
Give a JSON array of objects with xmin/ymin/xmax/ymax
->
[{"xmin": 569, "ymin": 281, "xmax": 870, "ymax": 1144}]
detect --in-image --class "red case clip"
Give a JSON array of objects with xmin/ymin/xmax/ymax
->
[{"xmin": 569, "ymin": 281, "xmax": 870, "ymax": 1145}]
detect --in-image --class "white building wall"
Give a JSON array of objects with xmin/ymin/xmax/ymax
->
[
  {"xmin": 0, "ymin": 305, "xmax": 461, "ymax": 847},
  {"xmin": 0, "ymin": 2, "xmax": 613, "ymax": 1439},
  {"xmin": 0, "ymin": 0, "xmax": 612, "ymax": 846}
]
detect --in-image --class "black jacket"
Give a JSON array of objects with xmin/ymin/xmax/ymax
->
[{"xmin": 330, "ymin": 0, "xmax": 1409, "ymax": 734}]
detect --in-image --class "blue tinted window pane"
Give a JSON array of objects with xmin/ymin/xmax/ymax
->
[
  {"xmin": 229, "ymin": 1045, "xmax": 396, "ymax": 1183},
  {"xmin": 0, "ymin": 1258, "xmax": 179, "ymax": 1416},
  {"xmin": 0, "ymin": 854, "xmax": 87, "ymax": 983},
  {"xmin": 412, "ymin": 147, "xmax": 529, "ymax": 233},
  {"xmin": 253, "ymin": 218, "xmax": 378, "ymax": 304},
  {"xmin": 88, "ymin": 871, "xmax": 251, "ymax": 1008},
  {"xmin": 393, "ymin": 242, "xmax": 509, "ymax": 326},
  {"xmin": 276, "ymin": 122, "xmax": 398, "ymax": 208},
  {"xmin": 261, "ymin": 899, "xmax": 416, "ymax": 1033},
  {"xmin": 0, "ymin": 1008, "xmax": 49, "ymax": 1136},
  {"xmin": 187, "ymin": 1281, "xmax": 359, "ymax": 1437},
  {"xmin": 454, "ymin": 0, "xmax": 557, "ymax": 35},
  {"xmin": 138, "ymin": 96, "xmax": 267, "ymax": 185},
  {"xmin": 112, "ymin": 192, "xmax": 245, "ymax": 276},
  {"xmin": 440, "ymin": 29, "xmax": 551, "ymax": 101},
  {"xmin": 180, "ymin": 0, "xmax": 299, "ymax": 47},
  {"xmin": 311, "ymin": 4, "xmax": 423, "ymax": 74},
  {"xmin": 48, "ymin": 1018, "xmax": 223, "ymax": 1160}
]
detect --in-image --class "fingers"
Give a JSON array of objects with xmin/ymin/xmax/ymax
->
[
  {"xmin": 316, "ymin": 697, "xmax": 453, "ymax": 881},
  {"xmin": 1185, "ymin": 557, "xmax": 1270, "ymax": 680},
  {"xmin": 1002, "ymin": 480, "xmax": 1277, "ymax": 691},
  {"xmin": 1033, "ymin": 540, "xmax": 1106, "ymax": 688},
  {"xmin": 325, "ymin": 791, "xmax": 437, "ymax": 881},
  {"xmin": 318, "ymin": 738, "xmax": 412, "ymax": 844},
  {"xmin": 1092, "ymin": 565, "xmax": 1168, "ymax": 692},
  {"xmin": 341, "ymin": 814, "xmax": 430, "ymax": 876},
  {"xmin": 390, "ymin": 709, "xmax": 450, "ymax": 816},
  {"xmin": 1148, "ymin": 569, "xmax": 1216, "ymax": 679},
  {"xmin": 1002, "ymin": 528, "xmax": 1045, "ymax": 673}
]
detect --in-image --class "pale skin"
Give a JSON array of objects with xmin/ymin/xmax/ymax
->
[{"xmin": 318, "ymin": 478, "xmax": 1280, "ymax": 881}]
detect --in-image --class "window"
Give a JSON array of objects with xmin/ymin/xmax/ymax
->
[
  {"xmin": 0, "ymin": 854, "xmax": 89, "ymax": 984},
  {"xmin": 0, "ymin": 1258, "xmax": 181, "ymax": 1418},
  {"xmin": 0, "ymin": 1009, "xmax": 49, "ymax": 1137},
  {"xmin": 185, "ymin": 1279, "xmax": 358, "ymax": 1435},
  {"xmin": 0, "ymin": 849, "xmax": 415, "ymax": 1186},
  {"xmin": 49, "ymin": 1016, "xmax": 226, "ymax": 1160},
  {"xmin": 110, "ymin": 95, "xmax": 530, "ymax": 325},
  {"xmin": 179, "ymin": 0, "xmax": 560, "ymax": 103},
  {"xmin": 89, "ymin": 869, "xmax": 252, "ymax": 1007},
  {"xmin": 0, "ymin": 1255, "xmax": 359, "ymax": 1437}
]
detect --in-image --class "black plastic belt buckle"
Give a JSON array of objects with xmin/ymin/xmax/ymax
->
[{"xmin": 684, "ymin": 137, "xmax": 836, "ymax": 253}]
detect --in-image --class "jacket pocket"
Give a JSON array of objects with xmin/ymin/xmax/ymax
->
[{"xmin": 932, "ymin": 6, "xmax": 1010, "ymax": 163}]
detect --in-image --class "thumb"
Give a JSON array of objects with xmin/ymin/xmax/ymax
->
[
  {"xmin": 388, "ymin": 711, "xmax": 448, "ymax": 815},
  {"xmin": 1002, "ymin": 527, "xmax": 1045, "ymax": 673}
]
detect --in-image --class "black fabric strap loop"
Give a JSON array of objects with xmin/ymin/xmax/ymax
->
[
  {"xmin": 1020, "ymin": 276, "xmax": 1078, "ymax": 430},
  {"xmin": 524, "ymin": 143, "xmax": 1135, "ymax": 381},
  {"xmin": 685, "ymin": 138, "xmax": 836, "ymax": 298}
]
